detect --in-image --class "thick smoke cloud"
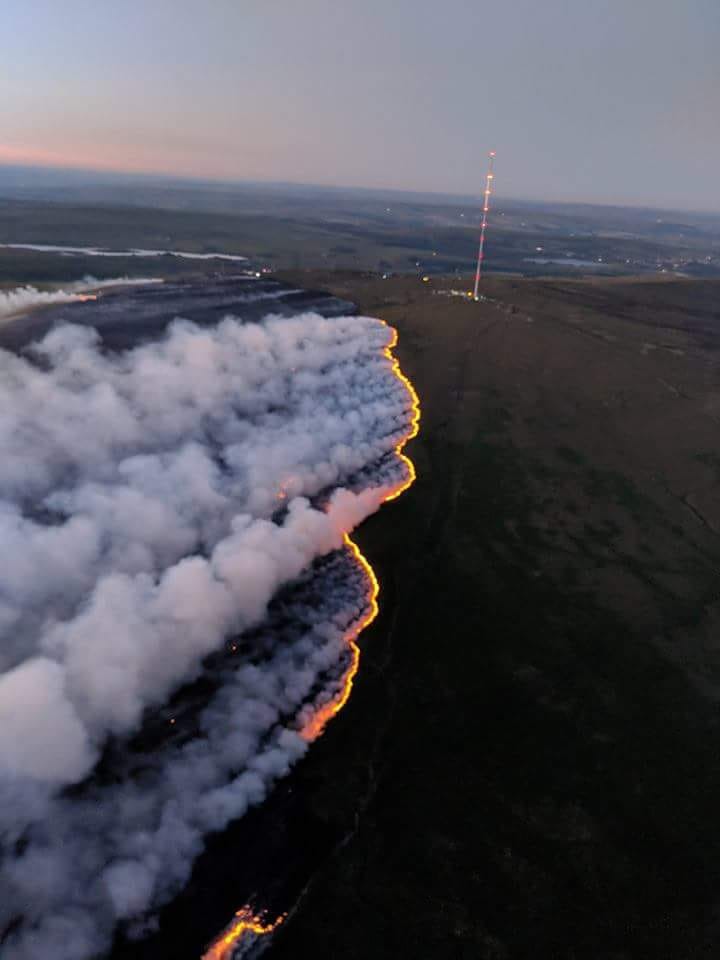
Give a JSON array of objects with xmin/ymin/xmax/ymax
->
[
  {"xmin": 0, "ymin": 302, "xmax": 414, "ymax": 959},
  {"xmin": 0, "ymin": 278, "xmax": 163, "ymax": 323}
]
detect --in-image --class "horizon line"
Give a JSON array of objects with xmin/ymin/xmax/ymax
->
[{"xmin": 0, "ymin": 159, "xmax": 717, "ymax": 219}]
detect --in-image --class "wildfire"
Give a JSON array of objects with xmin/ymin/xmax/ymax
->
[
  {"xmin": 202, "ymin": 320, "xmax": 419, "ymax": 960},
  {"xmin": 380, "ymin": 322, "xmax": 420, "ymax": 501},
  {"xmin": 298, "ymin": 533, "xmax": 378, "ymax": 741},
  {"xmin": 299, "ymin": 320, "xmax": 419, "ymax": 741},
  {"xmin": 202, "ymin": 906, "xmax": 285, "ymax": 960},
  {"xmin": 76, "ymin": 293, "xmax": 98, "ymax": 302}
]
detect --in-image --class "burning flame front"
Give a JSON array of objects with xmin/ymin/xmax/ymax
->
[
  {"xmin": 202, "ymin": 906, "xmax": 285, "ymax": 960},
  {"xmin": 202, "ymin": 320, "xmax": 420, "ymax": 959}
]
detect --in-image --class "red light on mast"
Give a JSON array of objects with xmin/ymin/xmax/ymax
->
[{"xmin": 472, "ymin": 151, "xmax": 496, "ymax": 301}]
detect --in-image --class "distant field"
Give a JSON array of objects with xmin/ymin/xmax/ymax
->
[{"xmin": 1, "ymin": 177, "xmax": 719, "ymax": 283}]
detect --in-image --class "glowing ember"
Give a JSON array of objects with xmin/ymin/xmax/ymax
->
[
  {"xmin": 300, "ymin": 320, "xmax": 419, "ymax": 741},
  {"xmin": 202, "ymin": 906, "xmax": 285, "ymax": 960}
]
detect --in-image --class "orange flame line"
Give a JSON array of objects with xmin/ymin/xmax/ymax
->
[
  {"xmin": 202, "ymin": 906, "xmax": 285, "ymax": 960},
  {"xmin": 381, "ymin": 323, "xmax": 420, "ymax": 501},
  {"xmin": 297, "ymin": 533, "xmax": 378, "ymax": 742},
  {"xmin": 202, "ymin": 321, "xmax": 419, "ymax": 960},
  {"xmin": 299, "ymin": 320, "xmax": 419, "ymax": 741}
]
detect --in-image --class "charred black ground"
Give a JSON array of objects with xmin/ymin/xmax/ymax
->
[{"xmin": 0, "ymin": 276, "xmax": 354, "ymax": 353}]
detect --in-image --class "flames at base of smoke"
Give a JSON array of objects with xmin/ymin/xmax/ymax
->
[
  {"xmin": 296, "ymin": 534, "xmax": 371, "ymax": 742},
  {"xmin": 298, "ymin": 321, "xmax": 420, "ymax": 745},
  {"xmin": 203, "ymin": 320, "xmax": 420, "ymax": 959},
  {"xmin": 202, "ymin": 907, "xmax": 286, "ymax": 960}
]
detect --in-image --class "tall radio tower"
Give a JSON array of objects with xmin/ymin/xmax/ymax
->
[{"xmin": 472, "ymin": 151, "xmax": 496, "ymax": 300}]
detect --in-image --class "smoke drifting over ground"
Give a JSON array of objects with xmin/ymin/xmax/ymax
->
[
  {"xmin": 0, "ymin": 281, "xmax": 415, "ymax": 959},
  {"xmin": 0, "ymin": 243, "xmax": 248, "ymax": 262},
  {"xmin": 0, "ymin": 278, "xmax": 163, "ymax": 322}
]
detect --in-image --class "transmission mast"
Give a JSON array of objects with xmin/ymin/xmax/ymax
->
[{"xmin": 472, "ymin": 151, "xmax": 496, "ymax": 300}]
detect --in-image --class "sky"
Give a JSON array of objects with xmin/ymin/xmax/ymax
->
[{"xmin": 2, "ymin": 0, "xmax": 719, "ymax": 210}]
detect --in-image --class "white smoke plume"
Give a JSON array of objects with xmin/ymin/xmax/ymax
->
[
  {"xmin": 78, "ymin": 275, "xmax": 165, "ymax": 290},
  {"xmin": 0, "ymin": 242, "xmax": 247, "ymax": 262},
  {"xmin": 0, "ymin": 302, "xmax": 414, "ymax": 959},
  {"xmin": 0, "ymin": 278, "xmax": 163, "ymax": 323}
]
